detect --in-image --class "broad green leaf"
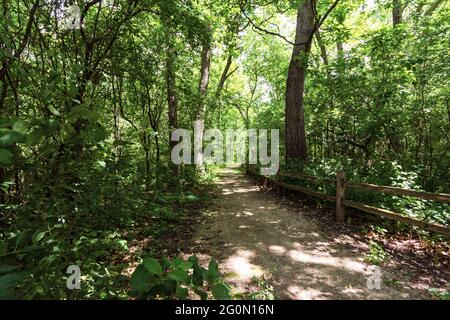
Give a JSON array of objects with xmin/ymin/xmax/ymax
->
[
  {"xmin": 12, "ymin": 121, "xmax": 27, "ymax": 134},
  {"xmin": 48, "ymin": 106, "xmax": 60, "ymax": 116},
  {"xmin": 0, "ymin": 273, "xmax": 21, "ymax": 298},
  {"xmin": 192, "ymin": 264, "xmax": 205, "ymax": 287},
  {"xmin": 212, "ymin": 283, "xmax": 231, "ymax": 300},
  {"xmin": 167, "ymin": 268, "xmax": 189, "ymax": 284},
  {"xmin": 0, "ymin": 148, "xmax": 13, "ymax": 165},
  {"xmin": 188, "ymin": 255, "xmax": 199, "ymax": 264},
  {"xmin": 172, "ymin": 258, "xmax": 183, "ymax": 267},
  {"xmin": 0, "ymin": 241, "xmax": 8, "ymax": 256},
  {"xmin": 32, "ymin": 231, "xmax": 46, "ymax": 244},
  {"xmin": 161, "ymin": 257, "xmax": 171, "ymax": 270},
  {"xmin": 0, "ymin": 131, "xmax": 23, "ymax": 147},
  {"xmin": 149, "ymin": 279, "xmax": 177, "ymax": 297},
  {"xmin": 26, "ymin": 128, "xmax": 45, "ymax": 146},
  {"xmin": 143, "ymin": 258, "xmax": 162, "ymax": 276},
  {"xmin": 0, "ymin": 265, "xmax": 18, "ymax": 275},
  {"xmin": 130, "ymin": 265, "xmax": 152, "ymax": 293},
  {"xmin": 177, "ymin": 261, "xmax": 193, "ymax": 270},
  {"xmin": 186, "ymin": 194, "xmax": 200, "ymax": 202},
  {"xmin": 206, "ymin": 260, "xmax": 220, "ymax": 283},
  {"xmin": 175, "ymin": 285, "xmax": 189, "ymax": 300}
]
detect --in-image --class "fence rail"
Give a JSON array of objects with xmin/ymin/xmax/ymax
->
[{"xmin": 247, "ymin": 167, "xmax": 450, "ymax": 236}]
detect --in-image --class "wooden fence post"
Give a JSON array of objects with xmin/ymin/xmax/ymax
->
[{"xmin": 336, "ymin": 171, "xmax": 346, "ymax": 223}]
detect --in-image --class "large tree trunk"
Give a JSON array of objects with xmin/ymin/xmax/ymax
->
[
  {"xmin": 195, "ymin": 36, "xmax": 212, "ymax": 175},
  {"xmin": 390, "ymin": 0, "xmax": 406, "ymax": 154},
  {"xmin": 393, "ymin": 0, "xmax": 403, "ymax": 26},
  {"xmin": 166, "ymin": 32, "xmax": 179, "ymax": 176},
  {"xmin": 285, "ymin": 0, "xmax": 316, "ymax": 162}
]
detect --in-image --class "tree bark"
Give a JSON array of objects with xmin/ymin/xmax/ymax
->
[
  {"xmin": 315, "ymin": 29, "xmax": 329, "ymax": 66},
  {"xmin": 216, "ymin": 54, "xmax": 232, "ymax": 98},
  {"xmin": 393, "ymin": 0, "xmax": 403, "ymax": 26},
  {"xmin": 166, "ymin": 32, "xmax": 179, "ymax": 176},
  {"xmin": 285, "ymin": 0, "xmax": 316, "ymax": 162},
  {"xmin": 195, "ymin": 34, "xmax": 212, "ymax": 175}
]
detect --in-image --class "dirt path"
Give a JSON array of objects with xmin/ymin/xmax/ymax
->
[{"xmin": 191, "ymin": 168, "xmax": 429, "ymax": 300}]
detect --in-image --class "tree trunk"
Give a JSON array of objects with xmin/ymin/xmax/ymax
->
[
  {"xmin": 166, "ymin": 32, "xmax": 179, "ymax": 176},
  {"xmin": 216, "ymin": 54, "xmax": 232, "ymax": 98},
  {"xmin": 393, "ymin": 0, "xmax": 403, "ymax": 26},
  {"xmin": 315, "ymin": 30, "xmax": 329, "ymax": 67},
  {"xmin": 195, "ymin": 35, "xmax": 212, "ymax": 175},
  {"xmin": 285, "ymin": 0, "xmax": 315, "ymax": 162}
]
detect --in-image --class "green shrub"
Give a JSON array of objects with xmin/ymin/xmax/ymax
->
[
  {"xmin": 130, "ymin": 256, "xmax": 231, "ymax": 300},
  {"xmin": 364, "ymin": 241, "xmax": 389, "ymax": 265}
]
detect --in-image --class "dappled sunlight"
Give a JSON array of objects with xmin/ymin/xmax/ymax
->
[
  {"xmin": 287, "ymin": 250, "xmax": 367, "ymax": 274},
  {"xmin": 268, "ymin": 245, "xmax": 287, "ymax": 255},
  {"xmin": 223, "ymin": 249, "xmax": 265, "ymax": 282},
  {"xmin": 221, "ymin": 187, "xmax": 258, "ymax": 195},
  {"xmin": 287, "ymin": 286, "xmax": 333, "ymax": 300},
  {"xmin": 193, "ymin": 168, "xmax": 425, "ymax": 300}
]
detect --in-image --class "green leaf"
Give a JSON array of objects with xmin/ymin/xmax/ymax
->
[
  {"xmin": 48, "ymin": 70, "xmax": 60, "ymax": 83},
  {"xmin": 161, "ymin": 257, "xmax": 171, "ymax": 270},
  {"xmin": 48, "ymin": 106, "xmax": 60, "ymax": 116},
  {"xmin": 177, "ymin": 261, "xmax": 193, "ymax": 270},
  {"xmin": 130, "ymin": 265, "xmax": 152, "ymax": 293},
  {"xmin": 32, "ymin": 231, "xmax": 46, "ymax": 244},
  {"xmin": 26, "ymin": 128, "xmax": 45, "ymax": 146},
  {"xmin": 0, "ymin": 265, "xmax": 18, "ymax": 275},
  {"xmin": 206, "ymin": 260, "xmax": 220, "ymax": 284},
  {"xmin": 0, "ymin": 131, "xmax": 23, "ymax": 147},
  {"xmin": 0, "ymin": 148, "xmax": 13, "ymax": 165},
  {"xmin": 0, "ymin": 241, "xmax": 8, "ymax": 257},
  {"xmin": 172, "ymin": 258, "xmax": 183, "ymax": 267},
  {"xmin": 143, "ymin": 258, "xmax": 163, "ymax": 276},
  {"xmin": 192, "ymin": 264, "xmax": 205, "ymax": 287},
  {"xmin": 188, "ymin": 255, "xmax": 199, "ymax": 264},
  {"xmin": 175, "ymin": 285, "xmax": 189, "ymax": 300},
  {"xmin": 186, "ymin": 194, "xmax": 200, "ymax": 202},
  {"xmin": 0, "ymin": 273, "xmax": 20, "ymax": 299},
  {"xmin": 168, "ymin": 268, "xmax": 189, "ymax": 284},
  {"xmin": 212, "ymin": 283, "xmax": 231, "ymax": 300},
  {"xmin": 97, "ymin": 160, "xmax": 106, "ymax": 168},
  {"xmin": 12, "ymin": 121, "xmax": 27, "ymax": 134},
  {"xmin": 149, "ymin": 279, "xmax": 177, "ymax": 297}
]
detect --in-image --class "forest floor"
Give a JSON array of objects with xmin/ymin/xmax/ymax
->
[{"xmin": 187, "ymin": 167, "xmax": 449, "ymax": 300}]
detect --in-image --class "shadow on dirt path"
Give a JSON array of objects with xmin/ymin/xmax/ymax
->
[{"xmin": 190, "ymin": 168, "xmax": 430, "ymax": 299}]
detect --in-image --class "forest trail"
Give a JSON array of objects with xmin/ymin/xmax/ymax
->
[{"xmin": 191, "ymin": 167, "xmax": 426, "ymax": 300}]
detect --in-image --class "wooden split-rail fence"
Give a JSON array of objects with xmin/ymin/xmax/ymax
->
[{"xmin": 247, "ymin": 166, "xmax": 450, "ymax": 236}]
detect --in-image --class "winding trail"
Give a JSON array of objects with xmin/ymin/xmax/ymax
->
[{"xmin": 191, "ymin": 168, "xmax": 427, "ymax": 300}]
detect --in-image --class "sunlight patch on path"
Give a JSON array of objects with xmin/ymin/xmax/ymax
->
[{"xmin": 192, "ymin": 167, "xmax": 426, "ymax": 300}]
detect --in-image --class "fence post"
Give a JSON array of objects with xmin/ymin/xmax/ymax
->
[{"xmin": 336, "ymin": 171, "xmax": 346, "ymax": 223}]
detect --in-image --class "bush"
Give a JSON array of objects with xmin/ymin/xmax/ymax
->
[{"xmin": 130, "ymin": 256, "xmax": 231, "ymax": 300}]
